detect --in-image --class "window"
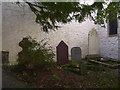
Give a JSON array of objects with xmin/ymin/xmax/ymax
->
[{"xmin": 108, "ymin": 19, "xmax": 118, "ymax": 36}]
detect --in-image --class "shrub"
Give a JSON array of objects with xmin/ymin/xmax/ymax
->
[{"xmin": 16, "ymin": 36, "xmax": 55, "ymax": 72}]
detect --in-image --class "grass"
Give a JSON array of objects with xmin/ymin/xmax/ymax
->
[
  {"xmin": 85, "ymin": 55, "xmax": 120, "ymax": 66},
  {"xmin": 3, "ymin": 61, "xmax": 120, "ymax": 88},
  {"xmin": 82, "ymin": 70, "xmax": 119, "ymax": 88},
  {"xmin": 88, "ymin": 59, "xmax": 120, "ymax": 69},
  {"xmin": 102, "ymin": 60, "xmax": 120, "ymax": 65}
]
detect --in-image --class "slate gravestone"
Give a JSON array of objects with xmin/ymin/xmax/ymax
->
[
  {"xmin": 56, "ymin": 41, "xmax": 69, "ymax": 64},
  {"xmin": 71, "ymin": 47, "xmax": 81, "ymax": 62},
  {"xmin": 2, "ymin": 51, "xmax": 9, "ymax": 64}
]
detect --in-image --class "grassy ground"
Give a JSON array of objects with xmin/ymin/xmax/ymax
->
[
  {"xmin": 2, "ymin": 62, "xmax": 120, "ymax": 88},
  {"xmin": 102, "ymin": 60, "xmax": 120, "ymax": 65}
]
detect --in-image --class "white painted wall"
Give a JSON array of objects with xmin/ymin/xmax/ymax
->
[
  {"xmin": 2, "ymin": 2, "xmax": 119, "ymax": 64},
  {"xmin": 118, "ymin": 20, "xmax": 120, "ymax": 60},
  {"xmin": 97, "ymin": 21, "xmax": 119, "ymax": 60},
  {"xmin": 0, "ymin": 1, "xmax": 2, "ymax": 89},
  {"xmin": 0, "ymin": 1, "xmax": 2, "ymax": 59}
]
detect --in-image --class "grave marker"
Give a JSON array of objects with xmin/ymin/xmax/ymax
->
[
  {"xmin": 56, "ymin": 41, "xmax": 69, "ymax": 64},
  {"xmin": 71, "ymin": 47, "xmax": 82, "ymax": 62},
  {"xmin": 88, "ymin": 29, "xmax": 100, "ymax": 55},
  {"xmin": 2, "ymin": 51, "xmax": 9, "ymax": 64}
]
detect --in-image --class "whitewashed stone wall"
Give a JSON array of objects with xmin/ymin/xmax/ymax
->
[
  {"xmin": 2, "ymin": 2, "xmax": 119, "ymax": 64},
  {"xmin": 97, "ymin": 21, "xmax": 119, "ymax": 60},
  {"xmin": 0, "ymin": 1, "xmax": 2, "ymax": 89},
  {"xmin": 0, "ymin": 2, "xmax": 1, "ymax": 57},
  {"xmin": 88, "ymin": 29, "xmax": 100, "ymax": 55},
  {"xmin": 118, "ymin": 20, "xmax": 120, "ymax": 60}
]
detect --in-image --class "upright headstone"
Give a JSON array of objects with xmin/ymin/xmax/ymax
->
[
  {"xmin": 56, "ymin": 41, "xmax": 69, "ymax": 64},
  {"xmin": 71, "ymin": 47, "xmax": 82, "ymax": 62},
  {"xmin": 88, "ymin": 28, "xmax": 100, "ymax": 55},
  {"xmin": 2, "ymin": 51, "xmax": 9, "ymax": 64},
  {"xmin": 80, "ymin": 62, "xmax": 87, "ymax": 75}
]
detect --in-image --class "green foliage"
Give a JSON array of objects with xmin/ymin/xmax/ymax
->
[
  {"xmin": 22, "ymin": 2, "xmax": 120, "ymax": 32},
  {"xmin": 87, "ymin": 62, "xmax": 107, "ymax": 72},
  {"xmin": 63, "ymin": 61, "xmax": 80, "ymax": 68},
  {"xmin": 80, "ymin": 62, "xmax": 87, "ymax": 75},
  {"xmin": 64, "ymin": 66, "xmax": 80, "ymax": 71},
  {"xmin": 99, "ymin": 79, "xmax": 117, "ymax": 88},
  {"xmin": 17, "ymin": 36, "xmax": 55, "ymax": 71},
  {"xmin": 85, "ymin": 54, "xmax": 102, "ymax": 61},
  {"xmin": 52, "ymin": 74, "xmax": 60, "ymax": 80},
  {"xmin": 98, "ymin": 74, "xmax": 119, "ymax": 88},
  {"xmin": 63, "ymin": 61, "xmax": 86, "ymax": 75},
  {"xmin": 20, "ymin": 71, "xmax": 35, "ymax": 82},
  {"xmin": 25, "ymin": 2, "xmax": 79, "ymax": 32}
]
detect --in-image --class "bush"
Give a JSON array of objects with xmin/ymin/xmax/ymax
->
[{"xmin": 16, "ymin": 36, "xmax": 55, "ymax": 72}]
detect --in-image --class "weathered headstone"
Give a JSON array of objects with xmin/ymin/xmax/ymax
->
[
  {"xmin": 56, "ymin": 40, "xmax": 69, "ymax": 64},
  {"xmin": 88, "ymin": 28, "xmax": 100, "ymax": 55},
  {"xmin": 80, "ymin": 62, "xmax": 87, "ymax": 75},
  {"xmin": 2, "ymin": 51, "xmax": 9, "ymax": 64},
  {"xmin": 71, "ymin": 47, "xmax": 82, "ymax": 62}
]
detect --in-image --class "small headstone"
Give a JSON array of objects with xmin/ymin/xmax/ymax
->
[
  {"xmin": 2, "ymin": 51, "xmax": 9, "ymax": 64},
  {"xmin": 80, "ymin": 62, "xmax": 87, "ymax": 75},
  {"xmin": 56, "ymin": 40, "xmax": 69, "ymax": 64},
  {"xmin": 71, "ymin": 47, "xmax": 82, "ymax": 62}
]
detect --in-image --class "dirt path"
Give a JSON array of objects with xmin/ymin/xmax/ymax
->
[{"xmin": 2, "ymin": 71, "xmax": 31, "ymax": 88}]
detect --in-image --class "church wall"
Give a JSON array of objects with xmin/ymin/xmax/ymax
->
[{"xmin": 2, "ymin": 2, "xmax": 119, "ymax": 64}]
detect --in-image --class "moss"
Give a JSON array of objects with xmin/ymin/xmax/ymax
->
[{"xmin": 85, "ymin": 54, "xmax": 101, "ymax": 60}]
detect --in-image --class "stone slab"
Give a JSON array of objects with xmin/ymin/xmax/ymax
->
[{"xmin": 71, "ymin": 47, "xmax": 81, "ymax": 62}]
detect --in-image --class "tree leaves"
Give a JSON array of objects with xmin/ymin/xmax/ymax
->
[{"xmin": 25, "ymin": 2, "xmax": 120, "ymax": 32}]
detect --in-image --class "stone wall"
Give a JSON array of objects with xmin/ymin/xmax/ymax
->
[
  {"xmin": 118, "ymin": 20, "xmax": 120, "ymax": 60},
  {"xmin": 97, "ymin": 21, "xmax": 119, "ymax": 60},
  {"xmin": 0, "ymin": 2, "xmax": 2, "ymax": 64},
  {"xmin": 2, "ymin": 2, "xmax": 119, "ymax": 64}
]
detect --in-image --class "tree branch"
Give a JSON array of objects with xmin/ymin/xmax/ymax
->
[{"xmin": 26, "ymin": 2, "xmax": 47, "ymax": 9}]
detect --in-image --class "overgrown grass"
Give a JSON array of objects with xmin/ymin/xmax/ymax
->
[
  {"xmin": 62, "ymin": 61, "xmax": 119, "ymax": 88},
  {"xmin": 3, "ymin": 60, "xmax": 119, "ymax": 88}
]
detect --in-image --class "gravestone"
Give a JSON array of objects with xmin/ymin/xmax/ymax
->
[
  {"xmin": 88, "ymin": 28, "xmax": 100, "ymax": 55},
  {"xmin": 80, "ymin": 62, "xmax": 87, "ymax": 75},
  {"xmin": 2, "ymin": 51, "xmax": 9, "ymax": 64},
  {"xmin": 56, "ymin": 40, "xmax": 69, "ymax": 64},
  {"xmin": 71, "ymin": 47, "xmax": 82, "ymax": 62}
]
